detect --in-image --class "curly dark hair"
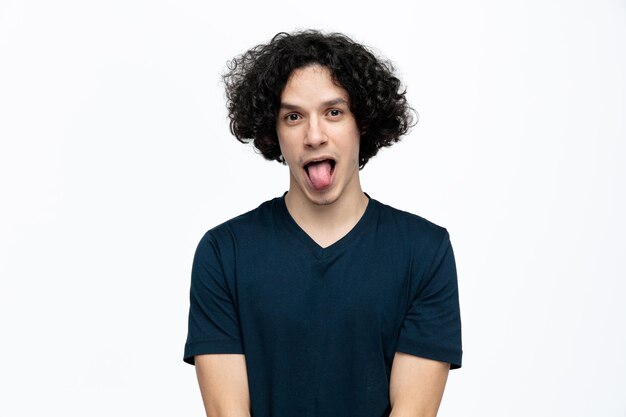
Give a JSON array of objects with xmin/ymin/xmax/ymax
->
[{"xmin": 223, "ymin": 29, "xmax": 416, "ymax": 169}]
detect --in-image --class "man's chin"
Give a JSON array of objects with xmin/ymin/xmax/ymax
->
[{"xmin": 303, "ymin": 188, "xmax": 339, "ymax": 207}]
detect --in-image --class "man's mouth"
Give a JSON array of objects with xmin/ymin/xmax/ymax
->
[{"xmin": 304, "ymin": 159, "xmax": 336, "ymax": 190}]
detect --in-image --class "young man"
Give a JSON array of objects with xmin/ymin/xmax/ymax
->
[{"xmin": 184, "ymin": 30, "xmax": 462, "ymax": 417}]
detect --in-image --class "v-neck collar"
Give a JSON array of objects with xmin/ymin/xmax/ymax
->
[{"xmin": 276, "ymin": 192, "xmax": 377, "ymax": 260}]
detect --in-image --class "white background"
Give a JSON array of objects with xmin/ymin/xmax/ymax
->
[{"xmin": 1, "ymin": 0, "xmax": 625, "ymax": 416}]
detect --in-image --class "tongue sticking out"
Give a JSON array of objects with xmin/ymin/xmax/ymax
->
[{"xmin": 307, "ymin": 160, "xmax": 333, "ymax": 190}]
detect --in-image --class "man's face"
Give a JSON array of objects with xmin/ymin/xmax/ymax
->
[{"xmin": 276, "ymin": 64, "xmax": 362, "ymax": 206}]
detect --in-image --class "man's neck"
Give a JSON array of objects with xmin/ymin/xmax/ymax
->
[{"xmin": 284, "ymin": 182, "xmax": 369, "ymax": 248}]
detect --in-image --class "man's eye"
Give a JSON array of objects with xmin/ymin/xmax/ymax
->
[
  {"xmin": 328, "ymin": 109, "xmax": 341, "ymax": 117},
  {"xmin": 286, "ymin": 113, "xmax": 300, "ymax": 121}
]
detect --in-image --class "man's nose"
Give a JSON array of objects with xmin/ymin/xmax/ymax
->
[{"xmin": 304, "ymin": 116, "xmax": 328, "ymax": 147}]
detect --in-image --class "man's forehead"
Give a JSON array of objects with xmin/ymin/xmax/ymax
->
[{"xmin": 280, "ymin": 66, "xmax": 350, "ymax": 108}]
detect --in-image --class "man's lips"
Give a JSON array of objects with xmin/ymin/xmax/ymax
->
[{"xmin": 303, "ymin": 158, "xmax": 336, "ymax": 175}]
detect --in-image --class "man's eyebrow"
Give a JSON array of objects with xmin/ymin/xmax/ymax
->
[{"xmin": 279, "ymin": 98, "xmax": 349, "ymax": 110}]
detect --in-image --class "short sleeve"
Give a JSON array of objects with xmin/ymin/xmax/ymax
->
[
  {"xmin": 396, "ymin": 229, "xmax": 463, "ymax": 369},
  {"xmin": 183, "ymin": 232, "xmax": 244, "ymax": 365}
]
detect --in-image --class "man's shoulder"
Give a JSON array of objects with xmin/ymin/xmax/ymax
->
[
  {"xmin": 198, "ymin": 196, "xmax": 282, "ymax": 245},
  {"xmin": 372, "ymin": 198, "xmax": 450, "ymax": 243}
]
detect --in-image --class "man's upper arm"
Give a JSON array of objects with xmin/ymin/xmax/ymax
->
[
  {"xmin": 195, "ymin": 353, "xmax": 251, "ymax": 417},
  {"xmin": 389, "ymin": 352, "xmax": 450, "ymax": 417},
  {"xmin": 396, "ymin": 229, "xmax": 462, "ymax": 368},
  {"xmin": 184, "ymin": 230, "xmax": 245, "ymax": 364}
]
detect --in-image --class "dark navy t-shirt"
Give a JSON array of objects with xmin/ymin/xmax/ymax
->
[{"xmin": 184, "ymin": 194, "xmax": 462, "ymax": 417}]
